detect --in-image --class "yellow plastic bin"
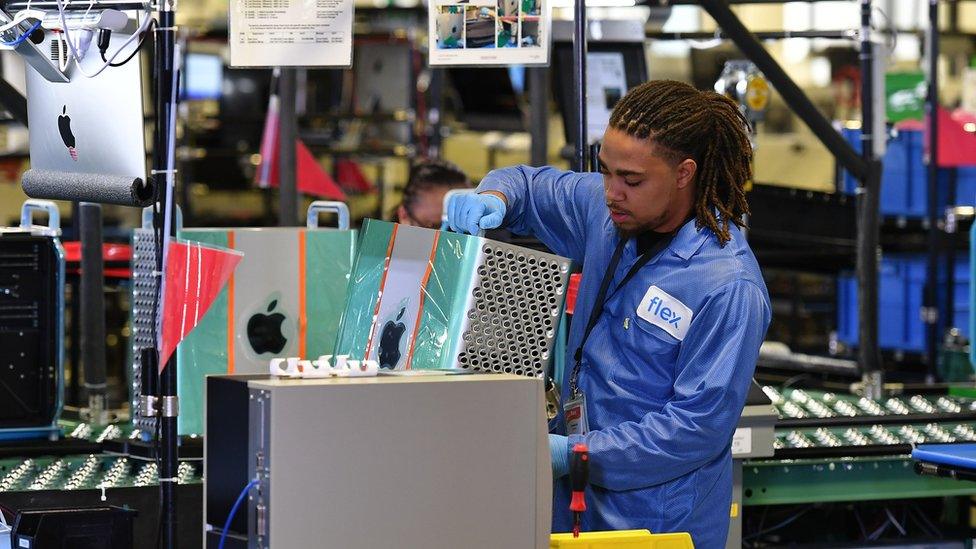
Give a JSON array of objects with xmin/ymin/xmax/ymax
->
[{"xmin": 550, "ymin": 530, "xmax": 694, "ymax": 549}]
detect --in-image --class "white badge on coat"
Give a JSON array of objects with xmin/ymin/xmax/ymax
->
[
  {"xmin": 564, "ymin": 394, "xmax": 589, "ymax": 436},
  {"xmin": 636, "ymin": 285, "xmax": 693, "ymax": 341}
]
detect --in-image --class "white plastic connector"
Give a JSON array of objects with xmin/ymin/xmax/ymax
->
[
  {"xmin": 303, "ymin": 355, "xmax": 334, "ymax": 378},
  {"xmin": 68, "ymin": 28, "xmax": 93, "ymax": 60},
  {"xmin": 297, "ymin": 360, "xmax": 313, "ymax": 376},
  {"xmin": 347, "ymin": 359, "xmax": 379, "ymax": 377},
  {"xmin": 269, "ymin": 357, "xmax": 288, "ymax": 376},
  {"xmin": 334, "ymin": 359, "xmax": 354, "ymax": 377},
  {"xmin": 270, "ymin": 355, "xmax": 378, "ymax": 378},
  {"xmin": 270, "ymin": 357, "xmax": 302, "ymax": 378}
]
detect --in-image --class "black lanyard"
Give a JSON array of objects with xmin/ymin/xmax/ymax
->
[{"xmin": 569, "ymin": 231, "xmax": 675, "ymax": 398}]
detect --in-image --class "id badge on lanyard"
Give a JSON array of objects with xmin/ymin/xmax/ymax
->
[
  {"xmin": 564, "ymin": 393, "xmax": 589, "ymax": 435},
  {"xmin": 565, "ymin": 231, "xmax": 673, "ymax": 438}
]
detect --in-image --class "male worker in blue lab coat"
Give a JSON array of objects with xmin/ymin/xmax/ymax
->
[{"xmin": 448, "ymin": 80, "xmax": 771, "ymax": 548}]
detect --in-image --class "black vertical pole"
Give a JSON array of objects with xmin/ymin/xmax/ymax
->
[
  {"xmin": 279, "ymin": 68, "xmax": 298, "ymax": 226},
  {"xmin": 572, "ymin": 0, "xmax": 587, "ymax": 172},
  {"xmin": 152, "ymin": 4, "xmax": 179, "ymax": 547},
  {"xmin": 428, "ymin": 69, "xmax": 444, "ymax": 158},
  {"xmin": 69, "ymin": 201, "xmax": 80, "ymax": 406},
  {"xmin": 945, "ymin": 168, "xmax": 959, "ymax": 337},
  {"xmin": 857, "ymin": 0, "xmax": 882, "ymax": 398},
  {"xmin": 79, "ymin": 203, "xmax": 107, "ymax": 423},
  {"xmin": 528, "ymin": 66, "xmax": 549, "ymax": 167},
  {"xmin": 924, "ymin": 0, "xmax": 940, "ymax": 381}
]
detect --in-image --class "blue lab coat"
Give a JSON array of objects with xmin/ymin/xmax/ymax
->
[{"xmin": 479, "ymin": 166, "xmax": 771, "ymax": 548}]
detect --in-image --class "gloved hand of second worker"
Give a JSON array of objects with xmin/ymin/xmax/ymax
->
[
  {"xmin": 550, "ymin": 434, "xmax": 569, "ymax": 479},
  {"xmin": 447, "ymin": 192, "xmax": 506, "ymax": 235}
]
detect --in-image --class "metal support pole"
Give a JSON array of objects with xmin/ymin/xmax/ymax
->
[
  {"xmin": 79, "ymin": 202, "xmax": 107, "ymax": 425},
  {"xmin": 857, "ymin": 0, "xmax": 882, "ymax": 398},
  {"xmin": 528, "ymin": 66, "xmax": 549, "ymax": 167},
  {"xmin": 645, "ymin": 29, "xmax": 854, "ymax": 41},
  {"xmin": 924, "ymin": 0, "xmax": 941, "ymax": 381},
  {"xmin": 698, "ymin": 0, "xmax": 868, "ymax": 181},
  {"xmin": 945, "ymin": 168, "xmax": 959, "ymax": 337},
  {"xmin": 278, "ymin": 68, "xmax": 299, "ymax": 227},
  {"xmin": 152, "ymin": 3, "xmax": 179, "ymax": 546},
  {"xmin": 572, "ymin": 0, "xmax": 587, "ymax": 172},
  {"xmin": 426, "ymin": 69, "xmax": 444, "ymax": 158},
  {"xmin": 68, "ymin": 202, "xmax": 80, "ymax": 406}
]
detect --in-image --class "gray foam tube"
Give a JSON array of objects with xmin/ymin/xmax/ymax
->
[
  {"xmin": 22, "ymin": 168, "xmax": 154, "ymax": 207},
  {"xmin": 80, "ymin": 203, "xmax": 107, "ymax": 395}
]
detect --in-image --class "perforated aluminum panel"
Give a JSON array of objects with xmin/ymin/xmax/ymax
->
[
  {"xmin": 456, "ymin": 241, "xmax": 570, "ymax": 378},
  {"xmin": 335, "ymin": 221, "xmax": 573, "ymax": 376},
  {"xmin": 130, "ymin": 228, "xmax": 156, "ymax": 433}
]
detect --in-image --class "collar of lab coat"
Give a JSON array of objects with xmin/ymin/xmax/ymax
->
[{"xmin": 668, "ymin": 216, "xmax": 712, "ymax": 262}]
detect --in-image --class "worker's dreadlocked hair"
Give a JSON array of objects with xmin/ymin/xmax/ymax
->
[{"xmin": 608, "ymin": 79, "xmax": 753, "ymax": 246}]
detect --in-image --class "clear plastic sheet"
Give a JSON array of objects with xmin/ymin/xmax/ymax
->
[
  {"xmin": 335, "ymin": 221, "xmax": 480, "ymax": 370},
  {"xmin": 334, "ymin": 219, "xmax": 571, "ymax": 377},
  {"xmin": 176, "ymin": 226, "xmax": 355, "ymax": 435},
  {"xmin": 174, "ymin": 230, "xmax": 232, "ymax": 437},
  {"xmin": 159, "ymin": 238, "xmax": 242, "ymax": 369}
]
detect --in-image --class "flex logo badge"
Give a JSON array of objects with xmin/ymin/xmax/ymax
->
[{"xmin": 636, "ymin": 286, "xmax": 693, "ymax": 341}]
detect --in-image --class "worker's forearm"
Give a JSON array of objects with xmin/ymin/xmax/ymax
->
[
  {"xmin": 480, "ymin": 190, "xmax": 508, "ymax": 206},
  {"xmin": 476, "ymin": 165, "xmax": 596, "ymax": 263}
]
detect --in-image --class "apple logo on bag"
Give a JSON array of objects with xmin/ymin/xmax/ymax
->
[
  {"xmin": 246, "ymin": 298, "xmax": 288, "ymax": 355},
  {"xmin": 377, "ymin": 306, "xmax": 407, "ymax": 370},
  {"xmin": 58, "ymin": 105, "xmax": 77, "ymax": 161}
]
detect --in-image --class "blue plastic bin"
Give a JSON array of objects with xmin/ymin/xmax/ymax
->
[
  {"xmin": 952, "ymin": 166, "xmax": 976, "ymax": 206},
  {"xmin": 842, "ymin": 128, "xmax": 976, "ymax": 215},
  {"xmin": 837, "ymin": 253, "xmax": 970, "ymax": 353},
  {"xmin": 842, "ymin": 128, "xmax": 922, "ymax": 216}
]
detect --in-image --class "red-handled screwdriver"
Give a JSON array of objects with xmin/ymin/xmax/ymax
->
[{"xmin": 569, "ymin": 443, "xmax": 589, "ymax": 538}]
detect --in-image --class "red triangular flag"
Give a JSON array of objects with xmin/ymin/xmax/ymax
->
[
  {"xmin": 258, "ymin": 137, "xmax": 347, "ymax": 200},
  {"xmin": 297, "ymin": 139, "xmax": 347, "ymax": 199},
  {"xmin": 253, "ymin": 91, "xmax": 346, "ymax": 200},
  {"xmin": 159, "ymin": 239, "xmax": 243, "ymax": 370},
  {"xmin": 336, "ymin": 158, "xmax": 374, "ymax": 193}
]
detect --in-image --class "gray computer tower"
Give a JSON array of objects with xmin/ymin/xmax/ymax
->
[{"xmin": 205, "ymin": 373, "xmax": 551, "ymax": 549}]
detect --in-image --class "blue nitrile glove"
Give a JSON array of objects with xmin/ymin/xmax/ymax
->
[
  {"xmin": 550, "ymin": 434, "xmax": 569, "ymax": 479},
  {"xmin": 446, "ymin": 192, "xmax": 506, "ymax": 235}
]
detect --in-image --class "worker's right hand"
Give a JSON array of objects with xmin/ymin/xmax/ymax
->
[
  {"xmin": 446, "ymin": 192, "xmax": 506, "ymax": 235},
  {"xmin": 549, "ymin": 434, "xmax": 569, "ymax": 479}
]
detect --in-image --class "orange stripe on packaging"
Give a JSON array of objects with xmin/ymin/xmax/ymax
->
[
  {"xmin": 364, "ymin": 225, "xmax": 399, "ymax": 358},
  {"xmin": 404, "ymin": 232, "xmax": 439, "ymax": 370}
]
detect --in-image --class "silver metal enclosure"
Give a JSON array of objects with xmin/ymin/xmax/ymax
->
[
  {"xmin": 336, "ymin": 220, "xmax": 572, "ymax": 378},
  {"xmin": 457, "ymin": 240, "xmax": 571, "ymax": 378},
  {"xmin": 226, "ymin": 374, "xmax": 551, "ymax": 549}
]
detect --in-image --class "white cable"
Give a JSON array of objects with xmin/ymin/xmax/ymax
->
[
  {"xmin": 57, "ymin": 32, "xmax": 70, "ymax": 71},
  {"xmin": 55, "ymin": 0, "xmax": 152, "ymax": 78},
  {"xmin": 687, "ymin": 38, "xmax": 723, "ymax": 50},
  {"xmin": 0, "ymin": 8, "xmax": 44, "ymax": 34}
]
